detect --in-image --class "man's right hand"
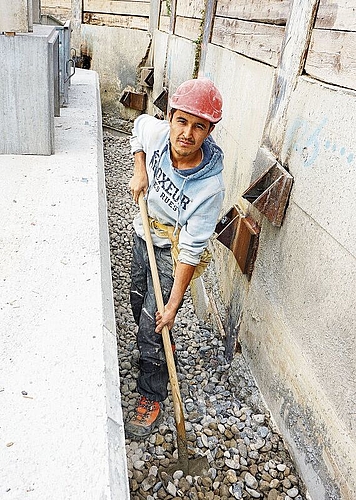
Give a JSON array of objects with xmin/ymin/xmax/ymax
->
[{"xmin": 129, "ymin": 151, "xmax": 148, "ymax": 203}]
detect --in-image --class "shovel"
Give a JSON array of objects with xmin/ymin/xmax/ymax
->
[{"xmin": 138, "ymin": 192, "xmax": 208, "ymax": 476}]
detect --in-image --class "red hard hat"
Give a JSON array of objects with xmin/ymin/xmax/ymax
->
[{"xmin": 169, "ymin": 77, "xmax": 223, "ymax": 123}]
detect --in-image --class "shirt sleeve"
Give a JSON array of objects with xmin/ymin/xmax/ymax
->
[
  {"xmin": 130, "ymin": 114, "xmax": 169, "ymax": 154},
  {"xmin": 178, "ymin": 188, "xmax": 224, "ymax": 266}
]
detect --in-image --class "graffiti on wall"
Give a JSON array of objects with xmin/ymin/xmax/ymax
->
[{"xmin": 285, "ymin": 117, "xmax": 355, "ymax": 168}]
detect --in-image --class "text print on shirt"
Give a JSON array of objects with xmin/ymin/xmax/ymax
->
[{"xmin": 149, "ymin": 150, "xmax": 191, "ymax": 212}]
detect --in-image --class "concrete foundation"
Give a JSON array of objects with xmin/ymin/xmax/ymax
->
[
  {"xmin": 0, "ymin": 69, "xmax": 129, "ymax": 500},
  {"xmin": 0, "ymin": 25, "xmax": 59, "ymax": 155}
]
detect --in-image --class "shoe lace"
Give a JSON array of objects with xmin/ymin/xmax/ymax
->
[{"xmin": 135, "ymin": 397, "xmax": 157, "ymax": 422}]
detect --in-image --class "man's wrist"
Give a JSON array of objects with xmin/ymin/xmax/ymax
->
[{"xmin": 165, "ymin": 302, "xmax": 179, "ymax": 316}]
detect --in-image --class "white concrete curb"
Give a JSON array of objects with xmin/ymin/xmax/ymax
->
[{"xmin": 0, "ymin": 69, "xmax": 129, "ymax": 499}]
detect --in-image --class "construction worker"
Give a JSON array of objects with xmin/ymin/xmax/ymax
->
[{"xmin": 126, "ymin": 77, "xmax": 224, "ymax": 439}]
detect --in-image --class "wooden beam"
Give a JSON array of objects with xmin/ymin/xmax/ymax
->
[
  {"xmin": 216, "ymin": 0, "xmax": 290, "ymax": 25},
  {"xmin": 42, "ymin": 0, "xmax": 71, "ymax": 7},
  {"xmin": 176, "ymin": 0, "xmax": 205, "ymax": 18},
  {"xmin": 262, "ymin": 0, "xmax": 320, "ymax": 155},
  {"xmin": 84, "ymin": 0, "xmax": 149, "ymax": 16},
  {"xmin": 41, "ymin": 6, "xmax": 71, "ymax": 19},
  {"xmin": 159, "ymin": 14, "xmax": 170, "ymax": 33},
  {"xmin": 211, "ymin": 18, "xmax": 285, "ymax": 67},
  {"xmin": 305, "ymin": 29, "xmax": 356, "ymax": 91},
  {"xmin": 175, "ymin": 16, "xmax": 202, "ymax": 41},
  {"xmin": 83, "ymin": 12, "xmax": 149, "ymax": 29}
]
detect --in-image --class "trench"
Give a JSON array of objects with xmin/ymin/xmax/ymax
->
[{"xmin": 103, "ymin": 127, "xmax": 308, "ymax": 500}]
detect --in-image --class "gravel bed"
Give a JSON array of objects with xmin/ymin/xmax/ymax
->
[{"xmin": 103, "ymin": 131, "xmax": 308, "ymax": 500}]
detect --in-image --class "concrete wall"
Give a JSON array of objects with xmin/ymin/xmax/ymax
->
[{"xmin": 80, "ymin": 24, "xmax": 151, "ymax": 118}]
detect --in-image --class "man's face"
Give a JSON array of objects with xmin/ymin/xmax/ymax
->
[{"xmin": 169, "ymin": 110, "xmax": 213, "ymax": 162}]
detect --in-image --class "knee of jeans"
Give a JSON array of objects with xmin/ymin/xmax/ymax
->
[{"xmin": 140, "ymin": 358, "xmax": 167, "ymax": 373}]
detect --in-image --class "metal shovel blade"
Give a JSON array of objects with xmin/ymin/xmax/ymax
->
[{"xmin": 162, "ymin": 454, "xmax": 209, "ymax": 477}]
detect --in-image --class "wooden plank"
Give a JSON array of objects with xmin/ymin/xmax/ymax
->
[
  {"xmin": 305, "ymin": 29, "xmax": 356, "ymax": 91},
  {"xmin": 174, "ymin": 16, "xmax": 202, "ymax": 40},
  {"xmin": 41, "ymin": 6, "xmax": 71, "ymax": 21},
  {"xmin": 83, "ymin": 11, "xmax": 149, "ymax": 29},
  {"xmin": 84, "ymin": 0, "xmax": 149, "ymax": 16},
  {"xmin": 41, "ymin": 0, "xmax": 71, "ymax": 7},
  {"xmin": 211, "ymin": 18, "xmax": 285, "ymax": 67},
  {"xmin": 159, "ymin": 14, "xmax": 170, "ymax": 32},
  {"xmin": 315, "ymin": 0, "xmax": 356, "ymax": 31},
  {"xmin": 176, "ymin": 0, "xmax": 205, "ymax": 19},
  {"xmin": 262, "ymin": 0, "xmax": 320, "ymax": 154},
  {"xmin": 216, "ymin": 0, "xmax": 290, "ymax": 25}
]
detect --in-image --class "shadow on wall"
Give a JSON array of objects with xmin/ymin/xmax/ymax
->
[{"xmin": 75, "ymin": 44, "xmax": 92, "ymax": 70}]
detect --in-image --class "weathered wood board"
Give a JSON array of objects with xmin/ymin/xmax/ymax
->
[
  {"xmin": 41, "ymin": 6, "xmax": 71, "ymax": 21},
  {"xmin": 159, "ymin": 14, "xmax": 170, "ymax": 33},
  {"xmin": 41, "ymin": 0, "xmax": 71, "ymax": 7},
  {"xmin": 175, "ymin": 16, "xmax": 202, "ymax": 40},
  {"xmin": 212, "ymin": 18, "xmax": 285, "ymax": 67},
  {"xmin": 83, "ymin": 12, "xmax": 149, "ymax": 29},
  {"xmin": 305, "ymin": 29, "xmax": 356, "ymax": 91},
  {"xmin": 84, "ymin": 0, "xmax": 149, "ymax": 16},
  {"xmin": 315, "ymin": 0, "xmax": 356, "ymax": 31},
  {"xmin": 176, "ymin": 0, "xmax": 205, "ymax": 19},
  {"xmin": 215, "ymin": 0, "xmax": 290, "ymax": 25}
]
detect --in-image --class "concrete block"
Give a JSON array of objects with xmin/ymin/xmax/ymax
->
[
  {"xmin": 0, "ymin": 0, "xmax": 30, "ymax": 32},
  {"xmin": 0, "ymin": 25, "xmax": 58, "ymax": 155}
]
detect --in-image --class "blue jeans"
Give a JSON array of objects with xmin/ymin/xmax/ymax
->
[{"xmin": 130, "ymin": 233, "xmax": 175, "ymax": 402}]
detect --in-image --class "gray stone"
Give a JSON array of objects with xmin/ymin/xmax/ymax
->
[
  {"xmin": 141, "ymin": 475, "xmax": 157, "ymax": 491},
  {"xmin": 229, "ymin": 481, "xmax": 244, "ymax": 499},
  {"xmin": 173, "ymin": 470, "xmax": 184, "ymax": 481},
  {"xmin": 166, "ymin": 481, "xmax": 177, "ymax": 497},
  {"xmin": 286, "ymin": 487, "xmax": 299, "ymax": 498},
  {"xmin": 226, "ymin": 469, "xmax": 238, "ymax": 483},
  {"xmin": 245, "ymin": 472, "xmax": 258, "ymax": 489},
  {"xmin": 277, "ymin": 463, "xmax": 287, "ymax": 472},
  {"xmin": 245, "ymin": 486, "xmax": 261, "ymax": 498},
  {"xmin": 225, "ymin": 457, "xmax": 240, "ymax": 470},
  {"xmin": 133, "ymin": 460, "xmax": 145, "ymax": 471}
]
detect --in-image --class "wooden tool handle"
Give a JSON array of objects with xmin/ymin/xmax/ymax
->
[{"xmin": 138, "ymin": 192, "xmax": 187, "ymax": 450}]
